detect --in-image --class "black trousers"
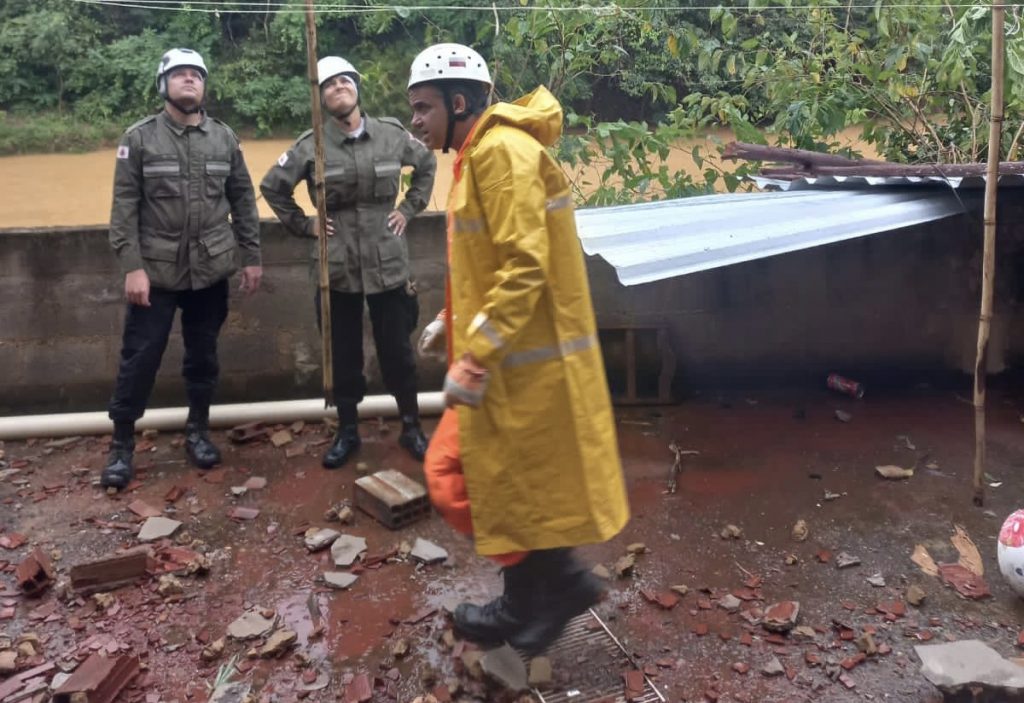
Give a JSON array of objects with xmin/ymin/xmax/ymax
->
[
  {"xmin": 316, "ymin": 284, "xmax": 419, "ymax": 425},
  {"xmin": 108, "ymin": 280, "xmax": 229, "ymax": 424}
]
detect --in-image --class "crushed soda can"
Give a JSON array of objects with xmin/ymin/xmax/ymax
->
[{"xmin": 827, "ymin": 373, "xmax": 864, "ymax": 399}]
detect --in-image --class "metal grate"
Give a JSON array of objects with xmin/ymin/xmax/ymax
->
[{"xmin": 529, "ymin": 609, "xmax": 665, "ymax": 703}]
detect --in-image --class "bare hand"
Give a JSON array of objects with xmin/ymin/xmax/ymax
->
[
  {"xmin": 124, "ymin": 269, "xmax": 151, "ymax": 307},
  {"xmin": 387, "ymin": 211, "xmax": 408, "ymax": 237},
  {"xmin": 240, "ymin": 265, "xmax": 263, "ymax": 294},
  {"xmin": 310, "ymin": 217, "xmax": 336, "ymax": 238}
]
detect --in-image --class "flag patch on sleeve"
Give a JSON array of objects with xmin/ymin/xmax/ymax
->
[
  {"xmin": 277, "ymin": 151, "xmax": 289, "ymax": 167},
  {"xmin": 116, "ymin": 145, "xmax": 130, "ymax": 159}
]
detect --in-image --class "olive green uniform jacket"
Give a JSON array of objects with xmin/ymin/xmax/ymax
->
[
  {"xmin": 259, "ymin": 115, "xmax": 436, "ymax": 294},
  {"xmin": 108, "ymin": 110, "xmax": 261, "ymax": 290}
]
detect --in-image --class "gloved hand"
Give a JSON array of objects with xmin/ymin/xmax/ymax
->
[
  {"xmin": 443, "ymin": 354, "xmax": 489, "ymax": 408},
  {"xmin": 418, "ymin": 311, "xmax": 447, "ymax": 359}
]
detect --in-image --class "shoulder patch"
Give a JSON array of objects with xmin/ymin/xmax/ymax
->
[
  {"xmin": 116, "ymin": 145, "xmax": 130, "ymax": 160},
  {"xmin": 377, "ymin": 116, "xmax": 408, "ymax": 132},
  {"xmin": 124, "ymin": 114, "xmax": 158, "ymax": 135},
  {"xmin": 209, "ymin": 117, "xmax": 241, "ymax": 145},
  {"xmin": 277, "ymin": 151, "xmax": 289, "ymax": 167}
]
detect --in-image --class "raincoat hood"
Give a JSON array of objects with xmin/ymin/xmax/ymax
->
[{"xmin": 467, "ymin": 85, "xmax": 563, "ymax": 150}]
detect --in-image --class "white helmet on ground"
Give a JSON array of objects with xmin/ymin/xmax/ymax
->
[
  {"xmin": 407, "ymin": 43, "xmax": 491, "ymax": 90},
  {"xmin": 156, "ymin": 48, "xmax": 208, "ymax": 99},
  {"xmin": 317, "ymin": 56, "xmax": 361, "ymax": 87}
]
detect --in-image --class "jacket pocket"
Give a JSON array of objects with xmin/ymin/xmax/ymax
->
[
  {"xmin": 142, "ymin": 159, "xmax": 182, "ymax": 199},
  {"xmin": 377, "ymin": 233, "xmax": 408, "ymax": 289},
  {"xmin": 373, "ymin": 160, "xmax": 401, "ymax": 200},
  {"xmin": 324, "ymin": 164, "xmax": 356, "ymax": 210},
  {"xmin": 139, "ymin": 230, "xmax": 180, "ymax": 262},
  {"xmin": 198, "ymin": 223, "xmax": 238, "ymax": 284},
  {"xmin": 205, "ymin": 159, "xmax": 230, "ymax": 199},
  {"xmin": 139, "ymin": 230, "xmax": 181, "ymax": 287}
]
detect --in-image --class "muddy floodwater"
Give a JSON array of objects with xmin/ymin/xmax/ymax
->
[{"xmin": 0, "ymin": 127, "xmax": 879, "ymax": 229}]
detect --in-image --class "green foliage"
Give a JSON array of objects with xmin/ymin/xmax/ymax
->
[
  {"xmin": 2, "ymin": 0, "xmax": 1023, "ymax": 200},
  {"xmin": 0, "ymin": 112, "xmax": 122, "ymax": 154}
]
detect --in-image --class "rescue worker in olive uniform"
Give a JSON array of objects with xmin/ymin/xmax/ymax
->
[
  {"xmin": 102, "ymin": 48, "xmax": 262, "ymax": 490},
  {"xmin": 408, "ymin": 44, "xmax": 629, "ymax": 655},
  {"xmin": 260, "ymin": 56, "xmax": 436, "ymax": 469}
]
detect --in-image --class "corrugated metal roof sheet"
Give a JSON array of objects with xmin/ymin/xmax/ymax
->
[
  {"xmin": 575, "ymin": 188, "xmax": 965, "ymax": 287},
  {"xmin": 754, "ymin": 174, "xmax": 1024, "ymax": 190}
]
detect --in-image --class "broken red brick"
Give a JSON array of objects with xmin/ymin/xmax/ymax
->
[
  {"xmin": 53, "ymin": 654, "xmax": 139, "ymax": 703},
  {"xmin": 622, "ymin": 670, "xmax": 645, "ymax": 699},
  {"xmin": 127, "ymin": 500, "xmax": 162, "ymax": 519},
  {"xmin": 840, "ymin": 653, "xmax": 866, "ymax": 670},
  {"xmin": 16, "ymin": 548, "xmax": 54, "ymax": 596},
  {"xmin": 938, "ymin": 563, "xmax": 992, "ymax": 600},
  {"xmin": 0, "ymin": 606, "xmax": 14, "ymax": 620},
  {"xmin": 431, "ymin": 685, "xmax": 452, "ymax": 702},
  {"xmin": 655, "ymin": 658, "xmax": 674, "ymax": 669},
  {"xmin": 917, "ymin": 630, "xmax": 934, "ymax": 642},
  {"xmin": 805, "ymin": 652, "xmax": 821, "ymax": 666},
  {"xmin": 841, "ymin": 600, "xmax": 857, "ymax": 610},
  {"xmin": 878, "ymin": 643, "xmax": 892, "ymax": 655},
  {"xmin": 838, "ymin": 673, "xmax": 857, "ymax": 689},
  {"xmin": 732, "ymin": 587, "xmax": 759, "ymax": 601},
  {"xmin": 227, "ymin": 507, "xmax": 260, "ymax": 521},
  {"xmin": 732, "ymin": 662, "xmax": 749, "ymax": 674},
  {"xmin": 697, "ymin": 598, "xmax": 713, "ymax": 610},
  {"xmin": 816, "ymin": 550, "xmax": 832, "ymax": 563},
  {"xmin": 69, "ymin": 550, "xmax": 149, "ymax": 594},
  {"xmin": 739, "ymin": 632, "xmax": 753, "ymax": 646},
  {"xmin": 342, "ymin": 673, "xmax": 372, "ymax": 703},
  {"xmin": 876, "ymin": 600, "xmax": 907, "ymax": 618},
  {"xmin": 642, "ymin": 663, "xmax": 658, "ymax": 677},
  {"xmin": 163, "ymin": 486, "xmax": 186, "ymax": 503},
  {"xmin": 0, "ymin": 533, "xmax": 27, "ymax": 550},
  {"xmin": 693, "ymin": 623, "xmax": 709, "ymax": 637}
]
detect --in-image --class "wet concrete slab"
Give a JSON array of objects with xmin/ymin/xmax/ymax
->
[{"xmin": 2, "ymin": 386, "xmax": 1024, "ymax": 702}]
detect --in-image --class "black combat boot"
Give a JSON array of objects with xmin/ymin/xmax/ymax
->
[
  {"xmin": 100, "ymin": 422, "xmax": 136, "ymax": 490},
  {"xmin": 322, "ymin": 425, "xmax": 361, "ymax": 469},
  {"xmin": 397, "ymin": 415, "xmax": 428, "ymax": 461},
  {"xmin": 507, "ymin": 548, "xmax": 605, "ymax": 655},
  {"xmin": 453, "ymin": 555, "xmax": 535, "ymax": 646},
  {"xmin": 185, "ymin": 422, "xmax": 222, "ymax": 469}
]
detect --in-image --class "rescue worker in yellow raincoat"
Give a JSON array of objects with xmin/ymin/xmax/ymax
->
[{"xmin": 408, "ymin": 43, "xmax": 630, "ymax": 655}]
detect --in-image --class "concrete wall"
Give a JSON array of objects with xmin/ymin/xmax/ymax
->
[{"xmin": 2, "ymin": 190, "xmax": 1023, "ymax": 415}]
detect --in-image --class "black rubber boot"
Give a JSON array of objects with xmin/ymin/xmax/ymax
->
[
  {"xmin": 100, "ymin": 422, "xmax": 135, "ymax": 490},
  {"xmin": 507, "ymin": 548, "xmax": 605, "ymax": 655},
  {"xmin": 185, "ymin": 422, "xmax": 222, "ymax": 469},
  {"xmin": 397, "ymin": 415, "xmax": 428, "ymax": 461},
  {"xmin": 453, "ymin": 556, "xmax": 534, "ymax": 646},
  {"xmin": 322, "ymin": 425, "xmax": 361, "ymax": 469}
]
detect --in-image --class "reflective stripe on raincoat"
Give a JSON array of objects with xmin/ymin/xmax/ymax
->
[{"xmin": 446, "ymin": 86, "xmax": 629, "ymax": 555}]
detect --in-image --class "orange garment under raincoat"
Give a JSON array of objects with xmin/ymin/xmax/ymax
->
[{"xmin": 434, "ymin": 85, "xmax": 629, "ymax": 556}]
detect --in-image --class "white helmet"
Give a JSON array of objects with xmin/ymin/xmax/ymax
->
[
  {"xmin": 317, "ymin": 56, "xmax": 360, "ymax": 87},
  {"xmin": 407, "ymin": 43, "xmax": 491, "ymax": 90},
  {"xmin": 156, "ymin": 48, "xmax": 208, "ymax": 98}
]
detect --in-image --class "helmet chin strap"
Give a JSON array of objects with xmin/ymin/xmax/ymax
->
[
  {"xmin": 168, "ymin": 98, "xmax": 203, "ymax": 115},
  {"xmin": 441, "ymin": 84, "xmax": 473, "ymax": 154}
]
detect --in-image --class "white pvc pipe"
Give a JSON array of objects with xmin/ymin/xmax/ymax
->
[{"xmin": 0, "ymin": 392, "xmax": 445, "ymax": 441}]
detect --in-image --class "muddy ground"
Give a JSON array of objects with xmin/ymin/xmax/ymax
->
[{"xmin": 2, "ymin": 384, "xmax": 1024, "ymax": 703}]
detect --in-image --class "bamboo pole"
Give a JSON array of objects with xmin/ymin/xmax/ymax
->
[
  {"xmin": 972, "ymin": 2, "xmax": 1006, "ymax": 507},
  {"xmin": 303, "ymin": 0, "xmax": 334, "ymax": 407}
]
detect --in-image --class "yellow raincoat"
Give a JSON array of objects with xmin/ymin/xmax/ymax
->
[{"xmin": 447, "ymin": 86, "xmax": 630, "ymax": 555}]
